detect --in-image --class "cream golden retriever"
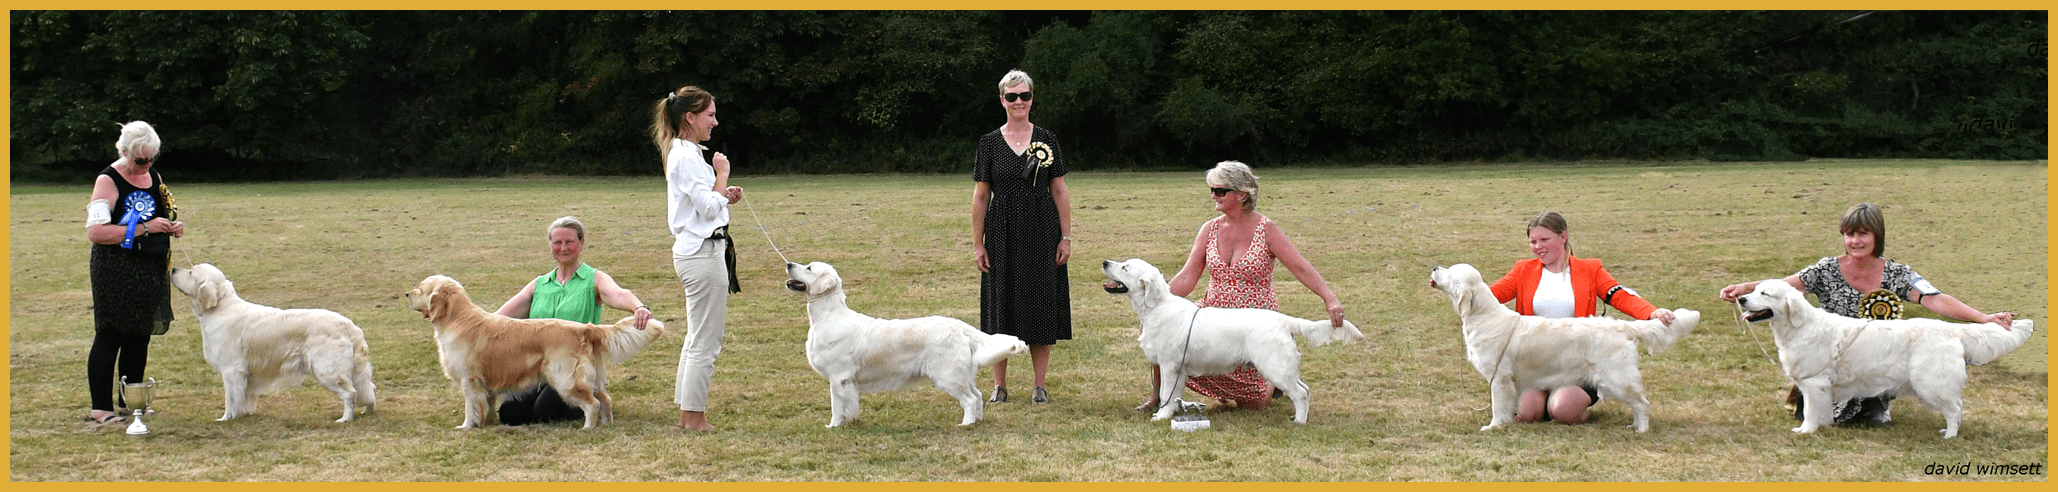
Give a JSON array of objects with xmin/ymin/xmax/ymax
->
[
  {"xmin": 1735, "ymin": 280, "xmax": 2034, "ymax": 438},
  {"xmin": 1429, "ymin": 264, "xmax": 1699, "ymax": 432},
  {"xmin": 1100, "ymin": 258, "xmax": 1365, "ymax": 424},
  {"xmin": 405, "ymin": 275, "xmax": 665, "ymax": 429},
  {"xmin": 171, "ymin": 263, "xmax": 377, "ymax": 422},
  {"xmin": 785, "ymin": 261, "xmax": 1026, "ymax": 427}
]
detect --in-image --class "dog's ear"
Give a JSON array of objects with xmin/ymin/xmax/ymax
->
[
  {"xmin": 198, "ymin": 281, "xmax": 221, "ymax": 311},
  {"xmin": 810, "ymin": 267, "xmax": 839, "ymax": 297},
  {"xmin": 429, "ymin": 282, "xmax": 461, "ymax": 319},
  {"xmin": 1136, "ymin": 269, "xmax": 1161, "ymax": 311}
]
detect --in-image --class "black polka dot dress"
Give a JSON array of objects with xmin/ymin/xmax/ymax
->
[{"xmin": 974, "ymin": 125, "xmax": 1071, "ymax": 345}]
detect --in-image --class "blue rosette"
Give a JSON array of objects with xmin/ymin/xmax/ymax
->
[{"xmin": 119, "ymin": 190, "xmax": 156, "ymax": 249}]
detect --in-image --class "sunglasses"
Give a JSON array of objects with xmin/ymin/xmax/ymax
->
[
  {"xmin": 1210, "ymin": 187, "xmax": 1234, "ymax": 197},
  {"xmin": 132, "ymin": 155, "xmax": 155, "ymax": 166},
  {"xmin": 1003, "ymin": 91, "xmax": 1033, "ymax": 103}
]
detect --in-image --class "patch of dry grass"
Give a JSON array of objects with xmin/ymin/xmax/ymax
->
[{"xmin": 8, "ymin": 160, "xmax": 2046, "ymax": 481}]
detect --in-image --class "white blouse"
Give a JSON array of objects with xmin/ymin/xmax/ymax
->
[
  {"xmin": 1532, "ymin": 267, "xmax": 1576, "ymax": 319},
  {"xmin": 665, "ymin": 138, "xmax": 730, "ymax": 256}
]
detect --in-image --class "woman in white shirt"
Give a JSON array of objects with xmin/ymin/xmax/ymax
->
[{"xmin": 651, "ymin": 86, "xmax": 741, "ymax": 431}]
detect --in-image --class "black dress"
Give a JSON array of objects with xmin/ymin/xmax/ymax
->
[
  {"xmin": 90, "ymin": 166, "xmax": 174, "ymax": 336},
  {"xmin": 973, "ymin": 125, "xmax": 1071, "ymax": 345}
]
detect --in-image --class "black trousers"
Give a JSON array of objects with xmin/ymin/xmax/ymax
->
[
  {"xmin": 498, "ymin": 384, "xmax": 585, "ymax": 425},
  {"xmin": 87, "ymin": 330, "xmax": 152, "ymax": 411}
]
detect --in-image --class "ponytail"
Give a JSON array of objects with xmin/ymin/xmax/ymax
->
[{"xmin": 651, "ymin": 86, "xmax": 714, "ymax": 168}]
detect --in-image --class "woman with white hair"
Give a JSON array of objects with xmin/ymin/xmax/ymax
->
[
  {"xmin": 491, "ymin": 215, "xmax": 653, "ymax": 425},
  {"xmin": 82, "ymin": 121, "xmax": 185, "ymax": 425},
  {"xmin": 971, "ymin": 69, "xmax": 1073, "ymax": 404},
  {"xmin": 1135, "ymin": 160, "xmax": 1345, "ymax": 413}
]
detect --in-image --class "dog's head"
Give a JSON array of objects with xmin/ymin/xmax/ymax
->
[
  {"xmin": 1736, "ymin": 279, "xmax": 1806, "ymax": 325},
  {"xmin": 406, "ymin": 275, "xmax": 468, "ymax": 321},
  {"xmin": 785, "ymin": 261, "xmax": 842, "ymax": 301},
  {"xmin": 170, "ymin": 263, "xmax": 233, "ymax": 312},
  {"xmin": 1102, "ymin": 258, "xmax": 1168, "ymax": 311},
  {"xmin": 1428, "ymin": 264, "xmax": 1496, "ymax": 318}
]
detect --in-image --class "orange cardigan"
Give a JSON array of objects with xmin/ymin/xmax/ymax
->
[{"xmin": 1490, "ymin": 257, "xmax": 1658, "ymax": 320}]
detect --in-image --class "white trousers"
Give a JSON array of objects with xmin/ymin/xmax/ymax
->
[{"xmin": 672, "ymin": 238, "xmax": 728, "ymax": 412}]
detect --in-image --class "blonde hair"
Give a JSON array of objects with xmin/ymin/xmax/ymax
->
[
  {"xmin": 1205, "ymin": 160, "xmax": 1259, "ymax": 211},
  {"xmin": 547, "ymin": 215, "xmax": 586, "ymax": 242},
  {"xmin": 1526, "ymin": 210, "xmax": 1572, "ymax": 256},
  {"xmin": 1839, "ymin": 202, "xmax": 1886, "ymax": 257},
  {"xmin": 650, "ymin": 86, "xmax": 714, "ymax": 165},
  {"xmin": 997, "ymin": 70, "xmax": 1034, "ymax": 94},
  {"xmin": 115, "ymin": 121, "xmax": 160, "ymax": 160}
]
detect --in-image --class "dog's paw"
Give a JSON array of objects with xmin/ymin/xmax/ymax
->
[
  {"xmin": 1790, "ymin": 426, "xmax": 1814, "ymax": 434},
  {"xmin": 1939, "ymin": 429, "xmax": 1957, "ymax": 439},
  {"xmin": 335, "ymin": 416, "xmax": 353, "ymax": 423},
  {"xmin": 1479, "ymin": 424, "xmax": 1500, "ymax": 432}
]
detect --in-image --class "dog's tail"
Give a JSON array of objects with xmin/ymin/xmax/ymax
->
[
  {"xmin": 349, "ymin": 322, "xmax": 377, "ymax": 407},
  {"xmin": 600, "ymin": 317, "xmax": 668, "ymax": 364},
  {"xmin": 971, "ymin": 330, "xmax": 1028, "ymax": 367},
  {"xmin": 1962, "ymin": 319, "xmax": 2034, "ymax": 366},
  {"xmin": 1632, "ymin": 308, "xmax": 1699, "ymax": 355},
  {"xmin": 1293, "ymin": 318, "xmax": 1364, "ymax": 347}
]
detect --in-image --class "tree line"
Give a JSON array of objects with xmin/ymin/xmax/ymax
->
[{"xmin": 11, "ymin": 11, "xmax": 2045, "ymax": 182}]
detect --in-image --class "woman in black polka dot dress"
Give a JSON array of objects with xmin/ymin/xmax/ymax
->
[{"xmin": 971, "ymin": 69, "xmax": 1072, "ymax": 404}]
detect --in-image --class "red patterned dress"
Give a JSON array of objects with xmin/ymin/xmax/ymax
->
[{"xmin": 1183, "ymin": 216, "xmax": 1281, "ymax": 403}]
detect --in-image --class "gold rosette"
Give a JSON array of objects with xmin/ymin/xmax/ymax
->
[
  {"xmin": 1859, "ymin": 289, "xmax": 1901, "ymax": 320},
  {"xmin": 158, "ymin": 182, "xmax": 178, "ymax": 221},
  {"xmin": 1027, "ymin": 142, "xmax": 1054, "ymax": 170}
]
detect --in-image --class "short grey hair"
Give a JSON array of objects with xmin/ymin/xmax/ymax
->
[
  {"xmin": 1206, "ymin": 160, "xmax": 1260, "ymax": 211},
  {"xmin": 115, "ymin": 121, "xmax": 160, "ymax": 159},
  {"xmin": 997, "ymin": 70, "xmax": 1034, "ymax": 95},
  {"xmin": 547, "ymin": 215, "xmax": 586, "ymax": 241}
]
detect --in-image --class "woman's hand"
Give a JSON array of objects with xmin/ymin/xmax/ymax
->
[
  {"xmin": 1054, "ymin": 237, "xmax": 1071, "ymax": 265},
  {"xmin": 723, "ymin": 186, "xmax": 742, "ymax": 204},
  {"xmin": 1651, "ymin": 308, "xmax": 1676, "ymax": 325},
  {"xmin": 974, "ymin": 244, "xmax": 990, "ymax": 273},
  {"xmin": 1983, "ymin": 311, "xmax": 2017, "ymax": 328},
  {"xmin": 1325, "ymin": 300, "xmax": 1345, "ymax": 328},
  {"xmin": 632, "ymin": 305, "xmax": 653, "ymax": 330},
  {"xmin": 711, "ymin": 152, "xmax": 730, "ymax": 176},
  {"xmin": 1718, "ymin": 282, "xmax": 1754, "ymax": 302}
]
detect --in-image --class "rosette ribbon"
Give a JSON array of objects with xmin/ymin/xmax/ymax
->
[
  {"xmin": 1859, "ymin": 289, "xmax": 1902, "ymax": 320},
  {"xmin": 119, "ymin": 190, "xmax": 156, "ymax": 249},
  {"xmin": 1020, "ymin": 141, "xmax": 1055, "ymax": 188}
]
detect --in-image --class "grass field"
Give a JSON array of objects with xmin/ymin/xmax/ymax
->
[{"xmin": 8, "ymin": 160, "xmax": 2047, "ymax": 481}]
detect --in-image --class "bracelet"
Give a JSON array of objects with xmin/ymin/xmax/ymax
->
[
  {"xmin": 1060, "ymin": 235, "xmax": 1073, "ymax": 241},
  {"xmin": 635, "ymin": 305, "xmax": 650, "ymax": 312}
]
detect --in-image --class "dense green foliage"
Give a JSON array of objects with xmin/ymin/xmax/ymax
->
[{"xmin": 11, "ymin": 11, "xmax": 2045, "ymax": 181}]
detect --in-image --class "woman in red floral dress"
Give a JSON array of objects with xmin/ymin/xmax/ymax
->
[{"xmin": 1135, "ymin": 161, "xmax": 1347, "ymax": 412}]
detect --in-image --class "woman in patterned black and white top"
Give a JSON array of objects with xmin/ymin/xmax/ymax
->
[{"xmin": 1720, "ymin": 202, "xmax": 2015, "ymax": 426}]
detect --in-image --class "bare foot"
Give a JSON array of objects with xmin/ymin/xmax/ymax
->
[{"xmin": 678, "ymin": 410, "xmax": 716, "ymax": 431}]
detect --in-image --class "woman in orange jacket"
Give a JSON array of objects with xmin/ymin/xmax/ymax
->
[{"xmin": 1490, "ymin": 211, "xmax": 1677, "ymax": 425}]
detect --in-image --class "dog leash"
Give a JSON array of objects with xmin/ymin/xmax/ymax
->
[
  {"xmin": 1156, "ymin": 308, "xmax": 1204, "ymax": 413},
  {"xmin": 739, "ymin": 193, "xmax": 791, "ymax": 265},
  {"xmin": 1731, "ymin": 302, "xmax": 1781, "ymax": 369}
]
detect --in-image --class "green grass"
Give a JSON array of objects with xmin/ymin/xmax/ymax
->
[{"xmin": 8, "ymin": 160, "xmax": 2047, "ymax": 481}]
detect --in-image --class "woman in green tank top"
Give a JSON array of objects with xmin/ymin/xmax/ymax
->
[{"xmin": 490, "ymin": 216, "xmax": 653, "ymax": 425}]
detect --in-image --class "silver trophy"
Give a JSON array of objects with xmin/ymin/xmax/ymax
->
[{"xmin": 119, "ymin": 377, "xmax": 156, "ymax": 435}]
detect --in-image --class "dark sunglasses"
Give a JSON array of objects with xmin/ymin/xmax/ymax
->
[
  {"xmin": 1003, "ymin": 91, "xmax": 1033, "ymax": 103},
  {"xmin": 132, "ymin": 155, "xmax": 155, "ymax": 166},
  {"xmin": 1210, "ymin": 187, "xmax": 1233, "ymax": 197}
]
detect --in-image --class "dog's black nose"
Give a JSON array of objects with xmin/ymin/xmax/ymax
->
[{"xmin": 1103, "ymin": 259, "xmax": 1113, "ymax": 267}]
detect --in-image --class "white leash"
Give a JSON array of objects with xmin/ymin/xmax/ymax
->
[
  {"xmin": 1732, "ymin": 302, "xmax": 1781, "ymax": 369},
  {"xmin": 739, "ymin": 194, "xmax": 791, "ymax": 265}
]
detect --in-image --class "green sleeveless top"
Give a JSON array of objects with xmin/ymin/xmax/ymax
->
[{"xmin": 530, "ymin": 263, "xmax": 602, "ymax": 324}]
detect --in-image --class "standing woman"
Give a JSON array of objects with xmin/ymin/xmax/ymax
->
[
  {"xmin": 653, "ymin": 86, "xmax": 742, "ymax": 431},
  {"xmin": 1720, "ymin": 202, "xmax": 2014, "ymax": 426},
  {"xmin": 83, "ymin": 121, "xmax": 186, "ymax": 425},
  {"xmin": 971, "ymin": 70, "xmax": 1073, "ymax": 403}
]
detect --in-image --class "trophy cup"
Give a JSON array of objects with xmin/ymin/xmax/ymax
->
[{"xmin": 119, "ymin": 377, "xmax": 156, "ymax": 435}]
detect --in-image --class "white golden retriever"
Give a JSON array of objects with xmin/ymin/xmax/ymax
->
[
  {"xmin": 406, "ymin": 275, "xmax": 665, "ymax": 429},
  {"xmin": 785, "ymin": 261, "xmax": 1026, "ymax": 427},
  {"xmin": 1100, "ymin": 258, "xmax": 1364, "ymax": 424},
  {"xmin": 170, "ymin": 263, "xmax": 377, "ymax": 422},
  {"xmin": 1736, "ymin": 280, "xmax": 2034, "ymax": 438},
  {"xmin": 1428, "ymin": 264, "xmax": 1699, "ymax": 432}
]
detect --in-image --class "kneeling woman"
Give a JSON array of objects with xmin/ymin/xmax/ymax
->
[
  {"xmin": 492, "ymin": 216, "xmax": 653, "ymax": 425},
  {"xmin": 1493, "ymin": 211, "xmax": 1676, "ymax": 425}
]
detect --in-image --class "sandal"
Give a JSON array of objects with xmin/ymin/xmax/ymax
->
[
  {"xmin": 987, "ymin": 386, "xmax": 1008, "ymax": 403},
  {"xmin": 83, "ymin": 413, "xmax": 126, "ymax": 424},
  {"xmin": 1031, "ymin": 386, "xmax": 1050, "ymax": 403}
]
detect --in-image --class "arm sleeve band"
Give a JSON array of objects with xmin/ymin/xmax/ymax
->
[{"xmin": 86, "ymin": 200, "xmax": 111, "ymax": 226}]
